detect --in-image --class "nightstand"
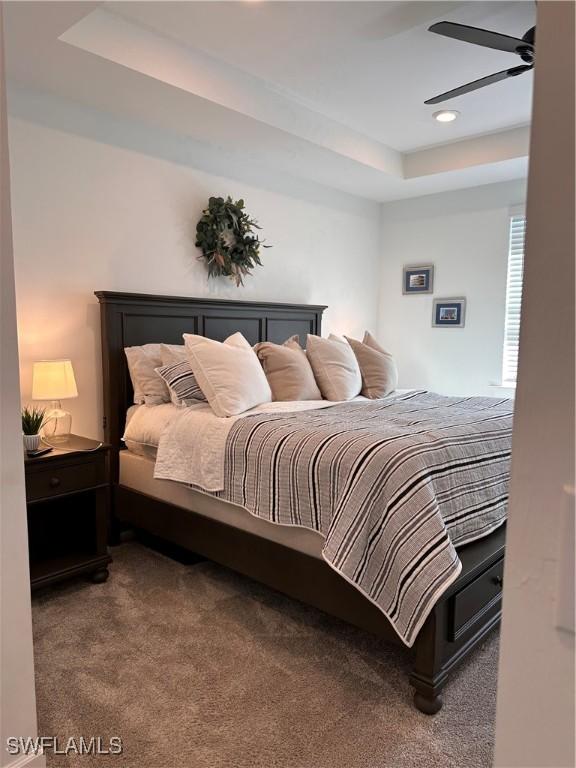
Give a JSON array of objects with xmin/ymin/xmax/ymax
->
[{"xmin": 25, "ymin": 435, "xmax": 112, "ymax": 590}]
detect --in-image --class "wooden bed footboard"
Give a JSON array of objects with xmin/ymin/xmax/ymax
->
[{"xmin": 411, "ymin": 529, "xmax": 504, "ymax": 713}]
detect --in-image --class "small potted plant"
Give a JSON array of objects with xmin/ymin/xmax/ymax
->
[{"xmin": 22, "ymin": 405, "xmax": 48, "ymax": 452}]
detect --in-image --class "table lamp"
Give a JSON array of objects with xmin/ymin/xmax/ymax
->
[{"xmin": 32, "ymin": 359, "xmax": 78, "ymax": 442}]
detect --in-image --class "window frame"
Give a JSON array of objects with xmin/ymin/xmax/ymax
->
[{"xmin": 501, "ymin": 208, "xmax": 527, "ymax": 387}]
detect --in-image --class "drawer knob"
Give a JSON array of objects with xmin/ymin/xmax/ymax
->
[
  {"xmin": 491, "ymin": 575, "xmax": 503, "ymax": 588},
  {"xmin": 49, "ymin": 477, "xmax": 61, "ymax": 488}
]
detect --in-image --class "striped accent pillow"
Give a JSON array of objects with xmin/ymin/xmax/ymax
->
[{"xmin": 155, "ymin": 361, "xmax": 207, "ymax": 406}]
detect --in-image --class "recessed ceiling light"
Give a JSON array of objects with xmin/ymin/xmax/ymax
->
[{"xmin": 433, "ymin": 110, "xmax": 460, "ymax": 123}]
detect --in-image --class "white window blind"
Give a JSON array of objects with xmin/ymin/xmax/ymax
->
[{"xmin": 502, "ymin": 214, "xmax": 526, "ymax": 384}]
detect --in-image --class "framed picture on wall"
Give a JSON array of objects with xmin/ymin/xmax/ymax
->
[
  {"xmin": 402, "ymin": 264, "xmax": 434, "ymax": 294},
  {"xmin": 432, "ymin": 298, "xmax": 466, "ymax": 328}
]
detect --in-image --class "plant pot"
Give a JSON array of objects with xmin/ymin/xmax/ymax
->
[{"xmin": 23, "ymin": 434, "xmax": 41, "ymax": 452}]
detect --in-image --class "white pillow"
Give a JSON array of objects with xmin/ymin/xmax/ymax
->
[
  {"xmin": 123, "ymin": 403, "xmax": 180, "ymax": 455},
  {"xmin": 160, "ymin": 344, "xmax": 187, "ymax": 365},
  {"xmin": 183, "ymin": 332, "xmax": 272, "ymax": 417},
  {"xmin": 124, "ymin": 344, "xmax": 170, "ymax": 405},
  {"xmin": 306, "ymin": 334, "xmax": 362, "ymax": 401}
]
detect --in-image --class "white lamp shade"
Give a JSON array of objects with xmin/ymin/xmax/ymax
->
[{"xmin": 32, "ymin": 359, "xmax": 78, "ymax": 400}]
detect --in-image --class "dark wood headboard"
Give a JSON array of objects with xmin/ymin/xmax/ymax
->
[{"xmin": 95, "ymin": 291, "xmax": 327, "ymax": 480}]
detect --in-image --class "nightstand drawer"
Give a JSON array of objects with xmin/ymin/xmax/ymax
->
[{"xmin": 26, "ymin": 459, "xmax": 105, "ymax": 502}]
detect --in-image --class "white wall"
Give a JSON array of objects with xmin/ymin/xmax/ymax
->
[
  {"xmin": 0, "ymin": 7, "xmax": 43, "ymax": 767},
  {"xmin": 494, "ymin": 1, "xmax": 575, "ymax": 765},
  {"xmin": 7, "ymin": 90, "xmax": 381, "ymax": 440},
  {"xmin": 379, "ymin": 179, "xmax": 526, "ymax": 396}
]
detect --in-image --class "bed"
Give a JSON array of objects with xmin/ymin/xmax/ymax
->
[{"xmin": 97, "ymin": 290, "xmax": 507, "ymax": 714}]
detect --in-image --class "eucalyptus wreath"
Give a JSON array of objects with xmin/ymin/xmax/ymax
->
[{"xmin": 195, "ymin": 196, "xmax": 270, "ymax": 286}]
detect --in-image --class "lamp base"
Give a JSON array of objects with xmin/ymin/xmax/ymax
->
[{"xmin": 42, "ymin": 401, "xmax": 72, "ymax": 442}]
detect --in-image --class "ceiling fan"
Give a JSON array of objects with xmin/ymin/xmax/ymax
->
[{"xmin": 424, "ymin": 21, "xmax": 535, "ymax": 105}]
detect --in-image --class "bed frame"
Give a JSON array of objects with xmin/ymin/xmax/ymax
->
[{"xmin": 96, "ymin": 290, "xmax": 505, "ymax": 714}]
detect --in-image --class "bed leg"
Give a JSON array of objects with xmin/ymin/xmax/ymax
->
[
  {"xmin": 413, "ymin": 690, "xmax": 443, "ymax": 715},
  {"xmin": 409, "ymin": 605, "xmax": 446, "ymax": 715}
]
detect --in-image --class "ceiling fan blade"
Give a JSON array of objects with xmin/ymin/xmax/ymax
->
[
  {"xmin": 428, "ymin": 21, "xmax": 533, "ymax": 56},
  {"xmin": 424, "ymin": 65, "xmax": 532, "ymax": 105}
]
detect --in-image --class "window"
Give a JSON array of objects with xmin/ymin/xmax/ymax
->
[{"xmin": 502, "ymin": 214, "xmax": 526, "ymax": 385}]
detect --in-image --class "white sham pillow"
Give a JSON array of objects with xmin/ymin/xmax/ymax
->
[
  {"xmin": 306, "ymin": 334, "xmax": 362, "ymax": 401},
  {"xmin": 183, "ymin": 332, "xmax": 272, "ymax": 417},
  {"xmin": 160, "ymin": 343, "xmax": 187, "ymax": 365},
  {"xmin": 123, "ymin": 402, "xmax": 180, "ymax": 454},
  {"xmin": 124, "ymin": 344, "xmax": 170, "ymax": 405}
]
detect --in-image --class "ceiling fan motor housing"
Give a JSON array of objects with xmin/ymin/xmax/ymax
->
[{"xmin": 518, "ymin": 27, "xmax": 535, "ymax": 63}]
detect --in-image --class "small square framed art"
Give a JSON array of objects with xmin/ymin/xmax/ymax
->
[
  {"xmin": 432, "ymin": 298, "xmax": 466, "ymax": 328},
  {"xmin": 402, "ymin": 264, "xmax": 434, "ymax": 294}
]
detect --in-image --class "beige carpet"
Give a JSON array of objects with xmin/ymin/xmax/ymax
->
[{"xmin": 32, "ymin": 542, "xmax": 499, "ymax": 768}]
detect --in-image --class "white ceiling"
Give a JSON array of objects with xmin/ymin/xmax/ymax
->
[
  {"xmin": 112, "ymin": 1, "xmax": 534, "ymax": 151},
  {"xmin": 4, "ymin": 1, "xmax": 534, "ymax": 202}
]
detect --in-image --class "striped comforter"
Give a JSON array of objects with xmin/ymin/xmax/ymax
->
[{"xmin": 218, "ymin": 391, "xmax": 513, "ymax": 646}]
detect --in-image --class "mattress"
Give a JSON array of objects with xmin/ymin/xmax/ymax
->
[{"xmin": 119, "ymin": 450, "xmax": 324, "ymax": 559}]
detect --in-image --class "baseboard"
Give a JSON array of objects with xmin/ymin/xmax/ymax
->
[{"xmin": 3, "ymin": 751, "xmax": 46, "ymax": 768}]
